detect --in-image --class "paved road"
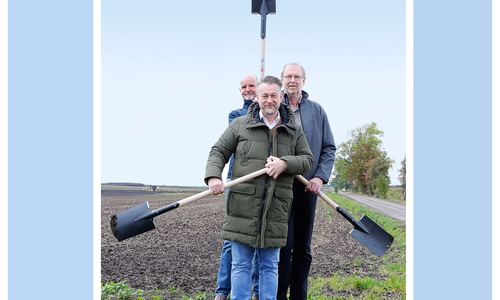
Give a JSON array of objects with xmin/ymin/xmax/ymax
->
[{"xmin": 338, "ymin": 191, "xmax": 406, "ymax": 223}]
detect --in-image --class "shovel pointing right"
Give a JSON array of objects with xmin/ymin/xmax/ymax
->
[{"xmin": 295, "ymin": 175, "xmax": 394, "ymax": 257}]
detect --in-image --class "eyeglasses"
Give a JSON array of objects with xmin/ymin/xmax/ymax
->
[{"xmin": 283, "ymin": 75, "xmax": 303, "ymax": 81}]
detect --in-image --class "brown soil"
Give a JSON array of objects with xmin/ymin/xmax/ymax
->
[{"xmin": 101, "ymin": 189, "xmax": 405, "ymax": 299}]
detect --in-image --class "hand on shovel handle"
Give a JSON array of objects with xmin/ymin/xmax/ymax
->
[
  {"xmin": 294, "ymin": 175, "xmax": 394, "ymax": 257},
  {"xmin": 111, "ymin": 168, "xmax": 269, "ymax": 242},
  {"xmin": 208, "ymin": 177, "xmax": 225, "ymax": 195}
]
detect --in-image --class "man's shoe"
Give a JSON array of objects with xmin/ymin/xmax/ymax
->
[
  {"xmin": 251, "ymin": 296, "xmax": 259, "ymax": 300},
  {"xmin": 214, "ymin": 293, "xmax": 227, "ymax": 300}
]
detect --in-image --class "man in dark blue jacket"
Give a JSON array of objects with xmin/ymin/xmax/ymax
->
[
  {"xmin": 225, "ymin": 75, "xmax": 259, "ymax": 184},
  {"xmin": 277, "ymin": 63, "xmax": 336, "ymax": 300},
  {"xmin": 214, "ymin": 74, "xmax": 259, "ymax": 300}
]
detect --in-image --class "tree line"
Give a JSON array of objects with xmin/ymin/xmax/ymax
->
[{"xmin": 330, "ymin": 122, "xmax": 406, "ymax": 200}]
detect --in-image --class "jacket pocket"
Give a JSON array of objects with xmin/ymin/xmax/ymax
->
[
  {"xmin": 227, "ymin": 183, "xmax": 257, "ymax": 218},
  {"xmin": 268, "ymin": 186, "xmax": 293, "ymax": 223}
]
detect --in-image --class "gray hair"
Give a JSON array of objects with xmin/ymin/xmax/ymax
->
[
  {"xmin": 280, "ymin": 62, "xmax": 306, "ymax": 78},
  {"xmin": 239, "ymin": 75, "xmax": 259, "ymax": 86},
  {"xmin": 257, "ymin": 75, "xmax": 283, "ymax": 92}
]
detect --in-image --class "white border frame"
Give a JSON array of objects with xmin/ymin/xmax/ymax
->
[
  {"xmin": 405, "ymin": 0, "xmax": 414, "ymax": 299},
  {"xmin": 492, "ymin": 0, "xmax": 498, "ymax": 298}
]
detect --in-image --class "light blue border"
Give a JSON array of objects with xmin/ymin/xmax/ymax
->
[
  {"xmin": 8, "ymin": 1, "xmax": 93, "ymax": 299},
  {"xmin": 7, "ymin": 0, "xmax": 493, "ymax": 299},
  {"xmin": 414, "ymin": 0, "xmax": 492, "ymax": 299}
]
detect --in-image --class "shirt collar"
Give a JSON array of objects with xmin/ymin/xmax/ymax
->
[{"xmin": 259, "ymin": 109, "xmax": 281, "ymax": 129}]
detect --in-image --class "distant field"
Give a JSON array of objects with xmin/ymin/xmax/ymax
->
[
  {"xmin": 102, "ymin": 183, "xmax": 340, "ymax": 194},
  {"xmin": 101, "ymin": 183, "xmax": 206, "ymax": 193},
  {"xmin": 101, "ymin": 185, "xmax": 145, "ymax": 191}
]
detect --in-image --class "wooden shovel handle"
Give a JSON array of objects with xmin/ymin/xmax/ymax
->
[
  {"xmin": 295, "ymin": 175, "xmax": 339, "ymax": 210},
  {"xmin": 177, "ymin": 168, "xmax": 269, "ymax": 208},
  {"xmin": 260, "ymin": 38, "xmax": 266, "ymax": 81}
]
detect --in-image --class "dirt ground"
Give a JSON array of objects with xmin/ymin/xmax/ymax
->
[{"xmin": 101, "ymin": 188, "xmax": 404, "ymax": 299}]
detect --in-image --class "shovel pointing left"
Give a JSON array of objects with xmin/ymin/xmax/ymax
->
[{"xmin": 110, "ymin": 168, "xmax": 269, "ymax": 242}]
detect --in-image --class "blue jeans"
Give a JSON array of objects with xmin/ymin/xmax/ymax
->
[
  {"xmin": 215, "ymin": 184, "xmax": 259, "ymax": 297},
  {"xmin": 215, "ymin": 241, "xmax": 260, "ymax": 296},
  {"xmin": 215, "ymin": 240, "xmax": 232, "ymax": 296},
  {"xmin": 230, "ymin": 242, "xmax": 279, "ymax": 300}
]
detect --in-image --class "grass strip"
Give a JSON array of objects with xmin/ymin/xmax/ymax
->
[{"xmin": 305, "ymin": 192, "xmax": 406, "ymax": 300}]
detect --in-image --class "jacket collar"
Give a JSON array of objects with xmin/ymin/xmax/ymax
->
[
  {"xmin": 282, "ymin": 90, "xmax": 309, "ymax": 106},
  {"xmin": 242, "ymin": 99, "xmax": 253, "ymax": 108},
  {"xmin": 247, "ymin": 102, "xmax": 297, "ymax": 135}
]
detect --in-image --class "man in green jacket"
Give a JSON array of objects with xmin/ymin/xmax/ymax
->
[{"xmin": 205, "ymin": 75, "xmax": 314, "ymax": 300}]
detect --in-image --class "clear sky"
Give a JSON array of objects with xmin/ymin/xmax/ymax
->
[{"xmin": 101, "ymin": 0, "xmax": 406, "ymax": 186}]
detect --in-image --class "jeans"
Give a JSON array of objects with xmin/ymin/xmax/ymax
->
[
  {"xmin": 215, "ymin": 183, "xmax": 259, "ymax": 297},
  {"xmin": 251, "ymin": 251, "xmax": 259, "ymax": 297},
  {"xmin": 215, "ymin": 240, "xmax": 232, "ymax": 296},
  {"xmin": 231, "ymin": 242, "xmax": 279, "ymax": 300},
  {"xmin": 215, "ymin": 241, "xmax": 260, "ymax": 296}
]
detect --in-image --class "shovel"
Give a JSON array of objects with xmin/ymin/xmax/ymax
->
[
  {"xmin": 295, "ymin": 175, "xmax": 394, "ymax": 257},
  {"xmin": 111, "ymin": 168, "xmax": 269, "ymax": 242}
]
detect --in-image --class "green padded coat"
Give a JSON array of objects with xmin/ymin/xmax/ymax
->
[{"xmin": 204, "ymin": 102, "xmax": 314, "ymax": 248}]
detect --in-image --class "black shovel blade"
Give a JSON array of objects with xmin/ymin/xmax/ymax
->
[
  {"xmin": 349, "ymin": 215, "xmax": 394, "ymax": 257},
  {"xmin": 110, "ymin": 169, "xmax": 269, "ymax": 242},
  {"xmin": 111, "ymin": 202, "xmax": 156, "ymax": 242}
]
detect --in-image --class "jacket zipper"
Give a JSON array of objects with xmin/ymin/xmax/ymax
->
[{"xmin": 257, "ymin": 128, "xmax": 273, "ymax": 245}]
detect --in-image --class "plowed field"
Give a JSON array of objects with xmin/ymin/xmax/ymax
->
[{"xmin": 101, "ymin": 188, "xmax": 404, "ymax": 299}]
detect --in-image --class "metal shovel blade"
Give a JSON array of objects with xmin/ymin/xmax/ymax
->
[
  {"xmin": 110, "ymin": 168, "xmax": 270, "ymax": 242},
  {"xmin": 349, "ymin": 215, "xmax": 394, "ymax": 257},
  {"xmin": 294, "ymin": 175, "xmax": 394, "ymax": 257},
  {"xmin": 111, "ymin": 201, "xmax": 158, "ymax": 242}
]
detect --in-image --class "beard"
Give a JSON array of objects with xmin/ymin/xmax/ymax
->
[
  {"xmin": 262, "ymin": 105, "xmax": 278, "ymax": 116},
  {"xmin": 243, "ymin": 93, "xmax": 255, "ymax": 101},
  {"xmin": 285, "ymin": 88, "xmax": 300, "ymax": 96}
]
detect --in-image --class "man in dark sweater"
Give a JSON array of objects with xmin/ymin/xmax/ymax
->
[{"xmin": 277, "ymin": 63, "xmax": 337, "ymax": 300}]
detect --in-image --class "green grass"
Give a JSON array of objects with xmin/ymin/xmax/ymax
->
[
  {"xmin": 385, "ymin": 187, "xmax": 405, "ymax": 203},
  {"xmin": 304, "ymin": 192, "xmax": 406, "ymax": 299},
  {"xmin": 101, "ymin": 282, "xmax": 206, "ymax": 300},
  {"xmin": 101, "ymin": 192, "xmax": 406, "ymax": 300},
  {"xmin": 101, "ymin": 281, "xmax": 144, "ymax": 299}
]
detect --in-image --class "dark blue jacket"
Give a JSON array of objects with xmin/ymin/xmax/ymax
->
[
  {"xmin": 282, "ymin": 90, "xmax": 336, "ymax": 183},
  {"xmin": 227, "ymin": 99, "xmax": 253, "ymax": 180}
]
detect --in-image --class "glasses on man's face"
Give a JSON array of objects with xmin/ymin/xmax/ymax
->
[{"xmin": 283, "ymin": 75, "xmax": 303, "ymax": 81}]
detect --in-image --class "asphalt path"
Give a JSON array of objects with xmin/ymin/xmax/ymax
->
[{"xmin": 338, "ymin": 191, "xmax": 406, "ymax": 223}]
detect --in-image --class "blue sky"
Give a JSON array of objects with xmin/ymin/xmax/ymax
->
[{"xmin": 101, "ymin": 0, "xmax": 406, "ymax": 186}]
